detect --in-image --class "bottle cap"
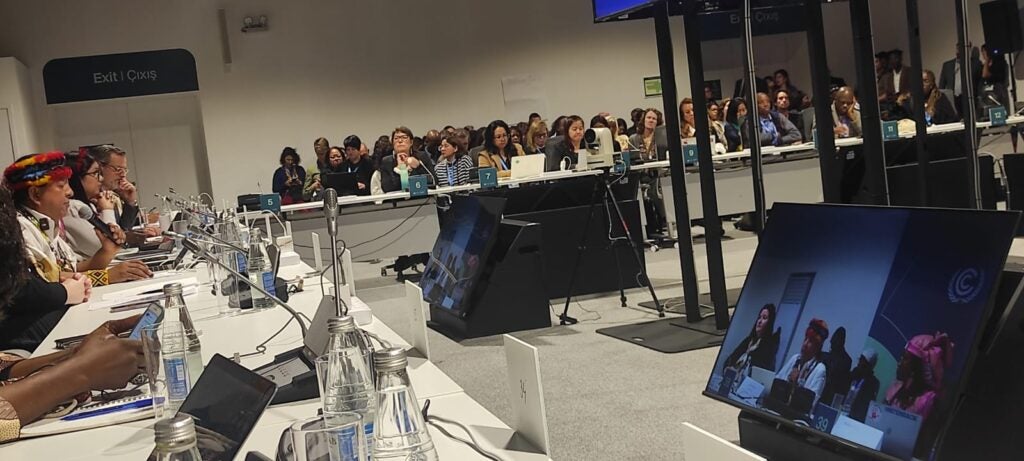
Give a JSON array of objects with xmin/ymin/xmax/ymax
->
[
  {"xmin": 328, "ymin": 316, "xmax": 356, "ymax": 334},
  {"xmin": 163, "ymin": 283, "xmax": 183, "ymax": 296},
  {"xmin": 373, "ymin": 347, "xmax": 408, "ymax": 372},
  {"xmin": 154, "ymin": 414, "xmax": 197, "ymax": 444}
]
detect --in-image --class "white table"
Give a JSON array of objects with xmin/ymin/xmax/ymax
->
[{"xmin": 1, "ymin": 261, "xmax": 548, "ymax": 460}]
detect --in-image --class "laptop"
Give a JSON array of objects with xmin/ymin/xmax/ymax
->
[
  {"xmin": 162, "ymin": 354, "xmax": 278, "ymax": 461},
  {"xmin": 503, "ymin": 334, "xmax": 551, "ymax": 454},
  {"xmin": 511, "ymin": 154, "xmax": 546, "ymax": 180},
  {"xmin": 321, "ymin": 172, "xmax": 359, "ymax": 196}
]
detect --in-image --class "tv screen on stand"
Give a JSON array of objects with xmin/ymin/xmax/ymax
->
[
  {"xmin": 704, "ymin": 203, "xmax": 1019, "ymax": 461},
  {"xmin": 419, "ymin": 195, "xmax": 506, "ymax": 318}
]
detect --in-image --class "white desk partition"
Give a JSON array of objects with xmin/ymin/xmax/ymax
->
[{"xmin": 682, "ymin": 422, "xmax": 766, "ymax": 461}]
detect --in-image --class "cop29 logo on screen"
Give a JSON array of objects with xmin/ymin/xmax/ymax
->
[{"xmin": 948, "ymin": 268, "xmax": 985, "ymax": 304}]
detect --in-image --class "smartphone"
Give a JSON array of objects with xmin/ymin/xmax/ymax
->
[{"xmin": 128, "ymin": 302, "xmax": 165, "ymax": 340}]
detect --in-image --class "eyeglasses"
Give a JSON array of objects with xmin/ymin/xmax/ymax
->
[
  {"xmin": 84, "ymin": 170, "xmax": 103, "ymax": 180},
  {"xmin": 101, "ymin": 162, "xmax": 129, "ymax": 174},
  {"xmin": 393, "ymin": 134, "xmax": 411, "ymax": 141}
]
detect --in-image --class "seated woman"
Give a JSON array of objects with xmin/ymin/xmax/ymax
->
[
  {"xmin": 433, "ymin": 133, "xmax": 474, "ymax": 187},
  {"xmin": 272, "ymin": 147, "xmax": 306, "ymax": 205},
  {"xmin": 524, "ymin": 120, "xmax": 549, "ymax": 156},
  {"xmin": 724, "ymin": 98, "xmax": 750, "ymax": 152},
  {"xmin": 724, "ymin": 304, "xmax": 780, "ymax": 373},
  {"xmin": 0, "ymin": 316, "xmax": 144, "ymax": 442},
  {"xmin": 589, "ymin": 116, "xmax": 622, "ymax": 152},
  {"xmin": 627, "ymin": 109, "xmax": 664, "ymax": 161},
  {"xmin": 337, "ymin": 136, "xmax": 373, "ymax": 196},
  {"xmin": 4, "ymin": 152, "xmax": 150, "ymax": 288},
  {"xmin": 884, "ymin": 332, "xmax": 952, "ymax": 423},
  {"xmin": 478, "ymin": 120, "xmax": 526, "ymax": 179},
  {"xmin": 62, "ymin": 151, "xmax": 123, "ymax": 259},
  {"xmin": 374, "ymin": 127, "xmax": 435, "ymax": 194},
  {"xmin": 0, "ymin": 185, "xmax": 90, "ymax": 351},
  {"xmin": 544, "ymin": 115, "xmax": 586, "ymax": 172},
  {"xmin": 898, "ymin": 70, "xmax": 958, "ymax": 126}
]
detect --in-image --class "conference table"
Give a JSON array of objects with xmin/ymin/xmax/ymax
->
[{"xmin": 0, "ymin": 260, "xmax": 551, "ymax": 460}]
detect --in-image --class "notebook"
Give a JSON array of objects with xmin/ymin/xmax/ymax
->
[{"xmin": 20, "ymin": 393, "xmax": 154, "ymax": 438}]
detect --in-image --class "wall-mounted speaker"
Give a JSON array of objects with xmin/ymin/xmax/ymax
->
[{"xmin": 980, "ymin": 0, "xmax": 1023, "ymax": 54}]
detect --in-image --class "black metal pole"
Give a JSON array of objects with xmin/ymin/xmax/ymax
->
[
  {"xmin": 739, "ymin": 0, "xmax": 766, "ymax": 233},
  {"xmin": 954, "ymin": 0, "xmax": 981, "ymax": 208},
  {"xmin": 906, "ymin": 0, "xmax": 930, "ymax": 206},
  {"xmin": 653, "ymin": 1, "xmax": 701, "ymax": 321},
  {"xmin": 805, "ymin": 0, "xmax": 840, "ymax": 203},
  {"xmin": 849, "ymin": 0, "xmax": 889, "ymax": 205},
  {"xmin": 682, "ymin": 4, "xmax": 730, "ymax": 330}
]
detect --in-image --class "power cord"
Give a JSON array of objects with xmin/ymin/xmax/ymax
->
[
  {"xmin": 348, "ymin": 200, "xmax": 432, "ymax": 250},
  {"xmin": 421, "ymin": 399, "xmax": 504, "ymax": 461}
]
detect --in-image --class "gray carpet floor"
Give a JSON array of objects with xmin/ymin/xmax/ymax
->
[{"xmin": 351, "ymin": 228, "xmax": 758, "ymax": 461}]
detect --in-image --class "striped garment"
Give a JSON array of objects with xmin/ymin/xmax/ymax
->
[{"xmin": 434, "ymin": 155, "xmax": 474, "ymax": 187}]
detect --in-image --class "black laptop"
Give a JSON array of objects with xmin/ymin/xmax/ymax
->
[{"xmin": 321, "ymin": 172, "xmax": 359, "ymax": 196}]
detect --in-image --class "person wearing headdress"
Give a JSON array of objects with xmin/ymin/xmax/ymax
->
[
  {"xmin": 775, "ymin": 318, "xmax": 830, "ymax": 406},
  {"xmin": 884, "ymin": 332, "xmax": 953, "ymax": 422},
  {"xmin": 3, "ymin": 152, "xmax": 148, "ymax": 287}
]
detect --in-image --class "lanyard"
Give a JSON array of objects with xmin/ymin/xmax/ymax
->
[
  {"xmin": 497, "ymin": 155, "xmax": 509, "ymax": 170},
  {"xmin": 446, "ymin": 162, "xmax": 456, "ymax": 186}
]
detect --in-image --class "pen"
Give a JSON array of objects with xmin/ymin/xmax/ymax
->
[{"xmin": 61, "ymin": 398, "xmax": 153, "ymax": 421}]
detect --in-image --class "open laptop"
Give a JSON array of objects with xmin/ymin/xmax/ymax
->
[
  {"xmin": 164, "ymin": 354, "xmax": 278, "ymax": 461},
  {"xmin": 503, "ymin": 334, "xmax": 551, "ymax": 454},
  {"xmin": 511, "ymin": 154, "xmax": 546, "ymax": 180},
  {"xmin": 322, "ymin": 172, "xmax": 359, "ymax": 196}
]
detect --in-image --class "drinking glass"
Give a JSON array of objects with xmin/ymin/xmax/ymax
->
[{"xmin": 289, "ymin": 414, "xmax": 368, "ymax": 461}]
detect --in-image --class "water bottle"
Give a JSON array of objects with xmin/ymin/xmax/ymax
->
[
  {"xmin": 217, "ymin": 216, "xmax": 246, "ymax": 313},
  {"xmin": 246, "ymin": 228, "xmax": 276, "ymax": 310},
  {"xmin": 163, "ymin": 283, "xmax": 203, "ymax": 388},
  {"xmin": 323, "ymin": 316, "xmax": 377, "ymax": 439},
  {"xmin": 371, "ymin": 348, "xmax": 437, "ymax": 461},
  {"xmin": 153, "ymin": 414, "xmax": 202, "ymax": 461}
]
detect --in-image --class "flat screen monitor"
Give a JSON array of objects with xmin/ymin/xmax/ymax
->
[
  {"xmin": 420, "ymin": 195, "xmax": 506, "ymax": 317},
  {"xmin": 593, "ymin": 0, "xmax": 655, "ymax": 21},
  {"xmin": 704, "ymin": 203, "xmax": 1019, "ymax": 461}
]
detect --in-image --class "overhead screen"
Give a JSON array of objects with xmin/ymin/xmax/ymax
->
[
  {"xmin": 704, "ymin": 203, "xmax": 1018, "ymax": 460},
  {"xmin": 593, "ymin": 0, "xmax": 656, "ymax": 21}
]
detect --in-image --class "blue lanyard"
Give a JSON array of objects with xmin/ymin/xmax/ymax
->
[
  {"xmin": 498, "ymin": 155, "xmax": 509, "ymax": 170},
  {"xmin": 446, "ymin": 163, "xmax": 456, "ymax": 186}
]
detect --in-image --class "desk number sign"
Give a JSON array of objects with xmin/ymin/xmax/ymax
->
[
  {"xmin": 408, "ymin": 175, "xmax": 428, "ymax": 198},
  {"xmin": 990, "ymin": 106, "xmax": 1008, "ymax": 127},
  {"xmin": 259, "ymin": 194, "xmax": 281, "ymax": 214},
  {"xmin": 479, "ymin": 167, "xmax": 498, "ymax": 189},
  {"xmin": 881, "ymin": 120, "xmax": 900, "ymax": 141}
]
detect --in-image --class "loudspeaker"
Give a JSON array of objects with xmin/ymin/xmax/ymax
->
[{"xmin": 980, "ymin": 0, "xmax": 1023, "ymax": 54}]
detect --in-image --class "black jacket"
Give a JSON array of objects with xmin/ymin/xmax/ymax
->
[
  {"xmin": 379, "ymin": 152, "xmax": 435, "ymax": 193},
  {"xmin": 0, "ymin": 270, "xmax": 68, "ymax": 351},
  {"xmin": 725, "ymin": 330, "xmax": 780, "ymax": 372}
]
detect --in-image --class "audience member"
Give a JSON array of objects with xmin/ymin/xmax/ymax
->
[
  {"xmin": 5, "ymin": 152, "xmax": 150, "ymax": 287},
  {"xmin": 338, "ymin": 135, "xmax": 372, "ymax": 196},
  {"xmin": 821, "ymin": 326, "xmax": 852, "ymax": 409},
  {"xmin": 708, "ymin": 101, "xmax": 727, "ymax": 146},
  {"xmin": 875, "ymin": 51, "xmax": 890, "ymax": 86},
  {"xmin": 900, "ymin": 70, "xmax": 958, "ymax": 125},
  {"xmin": 724, "ymin": 97, "xmax": 749, "ymax": 152},
  {"xmin": 749, "ymin": 92, "xmax": 801, "ymax": 147},
  {"xmin": 549, "ymin": 115, "xmax": 568, "ymax": 138},
  {"xmin": 879, "ymin": 49, "xmax": 912, "ymax": 103},
  {"xmin": 87, "ymin": 145, "xmax": 141, "ymax": 232},
  {"xmin": 546, "ymin": 115, "xmax": 585, "ymax": 172},
  {"xmin": 776, "ymin": 318, "xmax": 829, "ymax": 406},
  {"xmin": 0, "ymin": 185, "xmax": 90, "ymax": 351},
  {"xmin": 326, "ymin": 146, "xmax": 345, "ymax": 173},
  {"xmin": 303, "ymin": 137, "xmax": 331, "ymax": 200},
  {"xmin": 412, "ymin": 136, "xmax": 425, "ymax": 155},
  {"xmin": 442, "ymin": 126, "xmax": 457, "ymax": 137},
  {"xmin": 478, "ymin": 120, "xmax": 526, "ymax": 179},
  {"xmin": 63, "ymin": 152, "xmax": 125, "ymax": 260},
  {"xmin": 589, "ymin": 115, "xmax": 622, "ymax": 152},
  {"xmin": 774, "ymin": 89, "xmax": 804, "ymax": 140},
  {"xmin": 679, "ymin": 98, "xmax": 697, "ymax": 138},
  {"xmin": 616, "ymin": 118, "xmax": 629, "ymax": 138},
  {"xmin": 371, "ymin": 136, "xmax": 392, "ymax": 170},
  {"xmin": 628, "ymin": 109, "xmax": 664, "ymax": 161},
  {"xmin": 704, "ymin": 83, "xmax": 717, "ymax": 105},
  {"xmin": 828, "ymin": 87, "xmax": 861, "ymax": 138},
  {"xmin": 515, "ymin": 122, "xmax": 530, "ymax": 143},
  {"xmin": 272, "ymin": 147, "xmax": 306, "ymax": 204},
  {"xmin": 423, "ymin": 129, "xmax": 442, "ymax": 161},
  {"xmin": 607, "ymin": 115, "xmax": 631, "ymax": 151},
  {"xmin": 529, "ymin": 113, "xmax": 542, "ymax": 125},
  {"xmin": 468, "ymin": 128, "xmax": 484, "ymax": 150},
  {"xmin": 374, "ymin": 127, "xmax": 435, "ymax": 194},
  {"xmin": 980, "ymin": 44, "xmax": 1011, "ymax": 112},
  {"xmin": 452, "ymin": 128, "xmax": 471, "ymax": 153},
  {"xmin": 846, "ymin": 348, "xmax": 881, "ymax": 423},
  {"xmin": 509, "ymin": 125, "xmax": 524, "ymax": 147},
  {"xmin": 627, "ymin": 108, "xmax": 644, "ymax": 136},
  {"xmin": 434, "ymin": 134, "xmax": 474, "ymax": 187},
  {"xmin": 939, "ymin": 46, "xmax": 981, "ymax": 115},
  {"xmin": 524, "ymin": 120, "xmax": 549, "ymax": 155},
  {"xmin": 773, "ymin": 69, "xmax": 806, "ymax": 109}
]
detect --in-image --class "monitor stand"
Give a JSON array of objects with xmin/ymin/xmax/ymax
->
[{"xmin": 737, "ymin": 412, "xmax": 879, "ymax": 461}]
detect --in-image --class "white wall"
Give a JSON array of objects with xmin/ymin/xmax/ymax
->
[
  {"xmin": 0, "ymin": 0, "xmax": 1017, "ymax": 200},
  {"xmin": 0, "ymin": 57, "xmax": 40, "ymax": 158}
]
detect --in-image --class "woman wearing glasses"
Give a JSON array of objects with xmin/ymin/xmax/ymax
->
[
  {"xmin": 373, "ymin": 127, "xmax": 435, "ymax": 194},
  {"xmin": 478, "ymin": 120, "xmax": 525, "ymax": 179}
]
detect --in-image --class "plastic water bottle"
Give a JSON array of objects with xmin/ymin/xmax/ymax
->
[
  {"xmin": 216, "ymin": 216, "xmax": 246, "ymax": 313},
  {"xmin": 371, "ymin": 348, "xmax": 437, "ymax": 461},
  {"xmin": 323, "ymin": 316, "xmax": 377, "ymax": 440},
  {"xmin": 153, "ymin": 414, "xmax": 202, "ymax": 461},
  {"xmin": 163, "ymin": 283, "xmax": 203, "ymax": 389},
  {"xmin": 246, "ymin": 228, "xmax": 276, "ymax": 309}
]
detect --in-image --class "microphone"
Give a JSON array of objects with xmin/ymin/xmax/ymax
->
[
  {"xmin": 324, "ymin": 188, "xmax": 339, "ymax": 238},
  {"xmin": 74, "ymin": 202, "xmax": 117, "ymax": 242},
  {"xmin": 322, "ymin": 188, "xmax": 346, "ymax": 316},
  {"xmin": 180, "ymin": 237, "xmax": 308, "ymax": 338}
]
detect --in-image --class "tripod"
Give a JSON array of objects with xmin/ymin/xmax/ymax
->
[{"xmin": 560, "ymin": 171, "xmax": 665, "ymax": 325}]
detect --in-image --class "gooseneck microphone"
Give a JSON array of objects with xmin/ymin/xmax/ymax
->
[
  {"xmin": 323, "ymin": 188, "xmax": 346, "ymax": 316},
  {"xmin": 180, "ymin": 237, "xmax": 308, "ymax": 338}
]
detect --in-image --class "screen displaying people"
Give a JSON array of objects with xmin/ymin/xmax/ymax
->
[{"xmin": 705, "ymin": 203, "xmax": 1018, "ymax": 460}]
